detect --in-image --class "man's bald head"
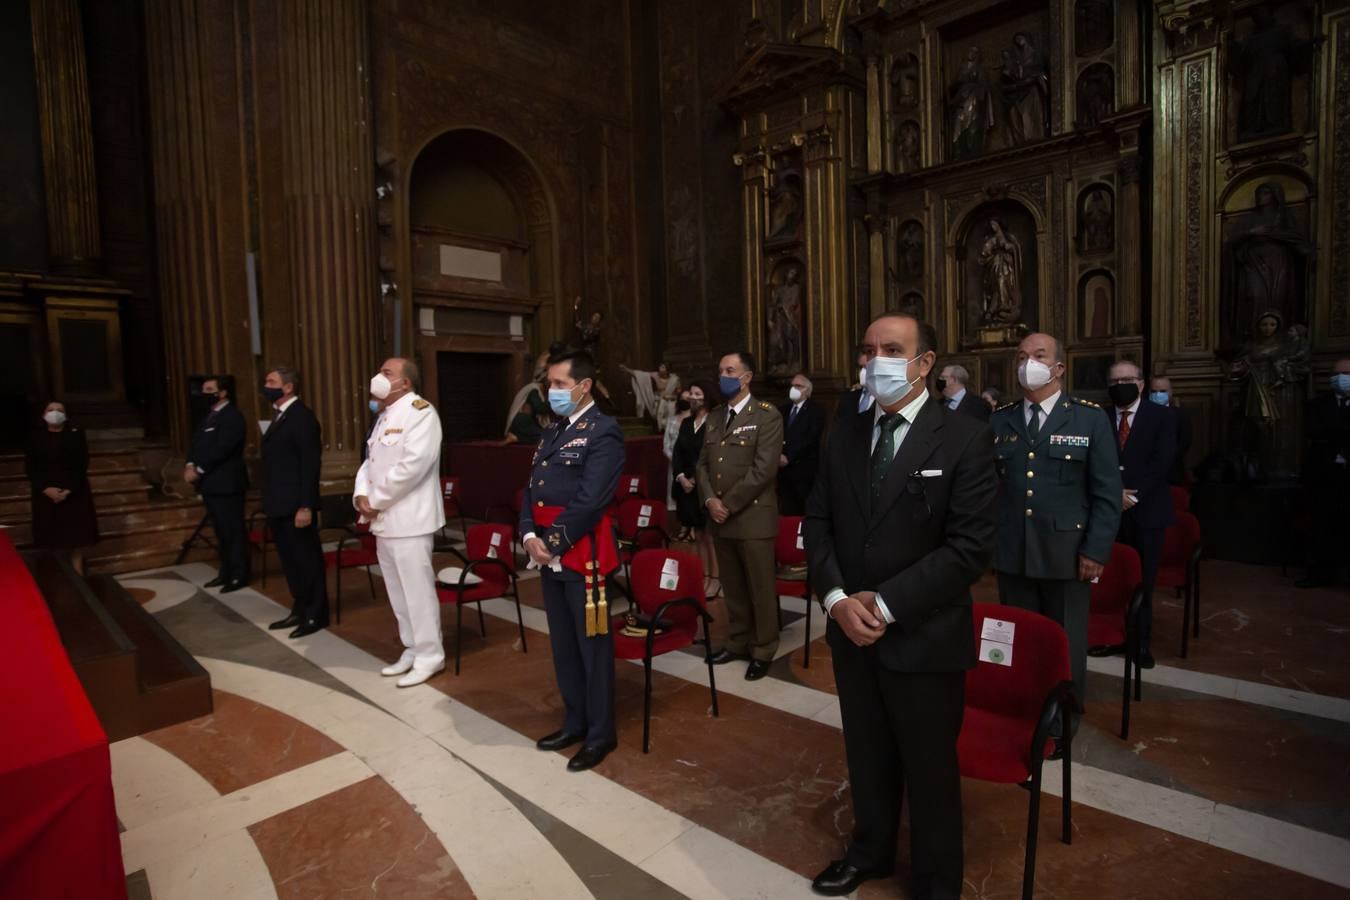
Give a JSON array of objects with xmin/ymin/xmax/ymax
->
[
  {"xmin": 379, "ymin": 357, "xmax": 418, "ymax": 397},
  {"xmin": 1018, "ymin": 332, "xmax": 1064, "ymax": 365}
]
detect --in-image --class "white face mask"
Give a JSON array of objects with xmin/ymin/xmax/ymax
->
[
  {"xmin": 43, "ymin": 410, "xmax": 67, "ymax": 426},
  {"xmin": 865, "ymin": 356, "xmax": 915, "ymax": 406},
  {"xmin": 1017, "ymin": 358, "xmax": 1055, "ymax": 391},
  {"xmin": 788, "ymin": 386, "xmax": 803, "ymax": 403},
  {"xmin": 858, "ymin": 366, "xmax": 867, "ymax": 389},
  {"xmin": 369, "ymin": 373, "xmax": 392, "ymax": 400}
]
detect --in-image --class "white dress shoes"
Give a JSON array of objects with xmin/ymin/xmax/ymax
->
[
  {"xmin": 396, "ymin": 664, "xmax": 445, "ymax": 688},
  {"xmin": 381, "ymin": 651, "xmax": 415, "ymax": 677}
]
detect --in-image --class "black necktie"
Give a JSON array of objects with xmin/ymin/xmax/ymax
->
[
  {"xmin": 789, "ymin": 405, "xmax": 799, "ymax": 425},
  {"xmin": 1028, "ymin": 405, "xmax": 1041, "ymax": 442},
  {"xmin": 870, "ymin": 413, "xmax": 904, "ymax": 501},
  {"xmin": 727, "ymin": 407, "xmax": 737, "ymax": 429}
]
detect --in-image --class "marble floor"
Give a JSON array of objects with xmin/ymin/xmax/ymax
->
[{"xmin": 111, "ymin": 530, "xmax": 1350, "ymax": 899}]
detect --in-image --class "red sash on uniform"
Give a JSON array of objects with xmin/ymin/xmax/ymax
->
[{"xmin": 534, "ymin": 506, "xmax": 617, "ymax": 636}]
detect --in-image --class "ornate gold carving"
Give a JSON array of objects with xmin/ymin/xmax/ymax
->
[
  {"xmin": 1331, "ymin": 19, "xmax": 1350, "ymax": 338},
  {"xmin": 1183, "ymin": 60, "xmax": 1206, "ymax": 349},
  {"xmin": 1006, "ymin": 177, "xmax": 1048, "ymax": 221}
]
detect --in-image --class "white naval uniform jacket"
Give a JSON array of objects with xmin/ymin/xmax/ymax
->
[{"xmin": 353, "ymin": 392, "xmax": 446, "ymax": 538}]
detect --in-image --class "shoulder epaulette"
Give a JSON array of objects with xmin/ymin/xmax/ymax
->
[
  {"xmin": 758, "ymin": 401, "xmax": 774, "ymax": 411},
  {"xmin": 411, "ymin": 398, "xmax": 430, "ymax": 410},
  {"xmin": 1071, "ymin": 397, "xmax": 1100, "ymax": 408},
  {"xmin": 994, "ymin": 401, "xmax": 1019, "ymax": 413}
]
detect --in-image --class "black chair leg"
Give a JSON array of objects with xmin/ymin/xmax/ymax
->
[
  {"xmin": 1023, "ymin": 767, "xmax": 1042, "ymax": 900},
  {"xmin": 335, "ymin": 566, "xmax": 342, "ymax": 626},
  {"xmin": 478, "ymin": 603, "xmax": 487, "ymax": 637},
  {"xmin": 514, "ymin": 583, "xmax": 527, "ymax": 653},
  {"xmin": 1192, "ymin": 568, "xmax": 1201, "ymax": 639},
  {"xmin": 1062, "ymin": 706, "xmax": 1073, "ymax": 845},
  {"xmin": 1121, "ymin": 653, "xmax": 1132, "ymax": 740},
  {"xmin": 642, "ymin": 655, "xmax": 653, "ymax": 753},
  {"xmin": 1134, "ymin": 657, "xmax": 1143, "ymax": 701},
  {"xmin": 704, "ymin": 626, "xmax": 719, "ymax": 717},
  {"xmin": 455, "ymin": 603, "xmax": 463, "ymax": 676},
  {"xmin": 1180, "ymin": 587, "xmax": 1191, "ymax": 659},
  {"xmin": 803, "ymin": 597, "xmax": 812, "ymax": 669}
]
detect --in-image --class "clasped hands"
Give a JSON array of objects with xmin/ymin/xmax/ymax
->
[
  {"xmin": 830, "ymin": 591, "xmax": 887, "ymax": 647},
  {"xmin": 42, "ymin": 486, "xmax": 71, "ymax": 504},
  {"xmin": 706, "ymin": 497, "xmax": 730, "ymax": 525},
  {"xmin": 524, "ymin": 536, "xmax": 556, "ymax": 567}
]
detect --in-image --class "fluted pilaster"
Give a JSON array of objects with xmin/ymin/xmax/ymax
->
[
  {"xmin": 30, "ymin": 0, "xmax": 101, "ymax": 272},
  {"xmin": 278, "ymin": 0, "xmax": 378, "ymax": 478}
]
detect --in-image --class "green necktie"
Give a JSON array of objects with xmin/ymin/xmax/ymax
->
[{"xmin": 870, "ymin": 413, "xmax": 905, "ymax": 501}]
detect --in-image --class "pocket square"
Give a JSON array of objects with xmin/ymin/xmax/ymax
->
[{"xmin": 919, "ymin": 469, "xmax": 943, "ymax": 477}]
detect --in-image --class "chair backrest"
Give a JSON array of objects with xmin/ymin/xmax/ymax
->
[
  {"xmin": 465, "ymin": 523, "xmax": 516, "ymax": 573},
  {"xmin": 775, "ymin": 516, "xmax": 806, "ymax": 565},
  {"xmin": 1169, "ymin": 485, "xmax": 1189, "ymax": 514},
  {"xmin": 966, "ymin": 603, "xmax": 1071, "ymax": 721},
  {"xmin": 513, "ymin": 487, "xmax": 526, "ymax": 513},
  {"xmin": 1090, "ymin": 543, "xmax": 1141, "ymax": 619},
  {"xmin": 617, "ymin": 496, "xmax": 666, "ymax": 541},
  {"xmin": 615, "ymin": 474, "xmax": 647, "ymax": 503},
  {"xmin": 318, "ymin": 493, "xmax": 357, "ymax": 530},
  {"xmin": 629, "ymin": 549, "xmax": 706, "ymax": 626},
  {"xmin": 441, "ymin": 476, "xmax": 461, "ymax": 511},
  {"xmin": 1161, "ymin": 511, "xmax": 1202, "ymax": 570}
]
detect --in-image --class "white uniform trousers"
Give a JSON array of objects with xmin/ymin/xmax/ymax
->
[{"xmin": 376, "ymin": 533, "xmax": 443, "ymax": 670}]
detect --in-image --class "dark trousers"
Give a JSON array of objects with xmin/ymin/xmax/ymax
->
[
  {"xmin": 1305, "ymin": 469, "xmax": 1350, "ymax": 581},
  {"xmin": 203, "ymin": 492, "xmax": 248, "ymax": 583},
  {"xmin": 776, "ymin": 472, "xmax": 812, "ymax": 516},
  {"xmin": 999, "ymin": 573, "xmax": 1089, "ymax": 719},
  {"xmin": 1118, "ymin": 515, "xmax": 1165, "ymax": 651},
  {"xmin": 541, "ymin": 572, "xmax": 616, "ymax": 745},
  {"xmin": 270, "ymin": 515, "xmax": 329, "ymax": 623},
  {"xmin": 830, "ymin": 623, "xmax": 965, "ymax": 900},
  {"xmin": 712, "ymin": 535, "xmax": 779, "ymax": 661}
]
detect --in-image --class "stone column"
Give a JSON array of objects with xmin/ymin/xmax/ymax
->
[
  {"xmin": 276, "ymin": 0, "xmax": 378, "ymax": 480},
  {"xmin": 142, "ymin": 0, "xmax": 252, "ymax": 453},
  {"xmin": 30, "ymin": 0, "xmax": 101, "ymax": 272}
]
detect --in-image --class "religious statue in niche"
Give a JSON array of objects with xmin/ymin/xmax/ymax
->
[
  {"xmin": 766, "ymin": 263, "xmax": 804, "ymax": 376},
  {"xmin": 896, "ymin": 120, "xmax": 921, "ymax": 172},
  {"xmin": 949, "ymin": 47, "xmax": 995, "ymax": 159},
  {"xmin": 1079, "ymin": 271, "xmax": 1114, "ymax": 339},
  {"xmin": 767, "ymin": 175, "xmax": 803, "ymax": 243},
  {"xmin": 999, "ymin": 33, "xmax": 1049, "ymax": 146},
  {"xmin": 897, "ymin": 221, "xmax": 924, "ymax": 280},
  {"xmin": 892, "ymin": 54, "xmax": 920, "ymax": 108},
  {"xmin": 1079, "ymin": 186, "xmax": 1113, "ymax": 254},
  {"xmin": 1228, "ymin": 6, "xmax": 1312, "ymax": 142},
  {"xmin": 1228, "ymin": 310, "xmax": 1309, "ymax": 479},
  {"xmin": 1076, "ymin": 63, "xmax": 1115, "ymax": 127},
  {"xmin": 1224, "ymin": 181, "xmax": 1309, "ymax": 349},
  {"xmin": 1074, "ymin": 0, "xmax": 1114, "ymax": 56},
  {"xmin": 899, "ymin": 291, "xmax": 924, "ymax": 320},
  {"xmin": 979, "ymin": 218, "xmax": 1024, "ymax": 324}
]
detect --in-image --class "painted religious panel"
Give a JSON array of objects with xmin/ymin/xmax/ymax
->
[
  {"xmin": 943, "ymin": 8, "xmax": 1051, "ymax": 161},
  {"xmin": 765, "ymin": 258, "xmax": 804, "ymax": 377}
]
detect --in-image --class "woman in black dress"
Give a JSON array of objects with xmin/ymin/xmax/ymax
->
[
  {"xmin": 25, "ymin": 401, "xmax": 100, "ymax": 573},
  {"xmin": 671, "ymin": 379, "xmax": 720, "ymax": 598}
]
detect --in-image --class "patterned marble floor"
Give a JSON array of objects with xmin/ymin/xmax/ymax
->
[{"xmin": 111, "ymin": 532, "xmax": 1350, "ymax": 899}]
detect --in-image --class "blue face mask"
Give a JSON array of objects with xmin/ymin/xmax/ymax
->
[
  {"xmin": 1149, "ymin": 391, "xmax": 1169, "ymax": 406},
  {"xmin": 368, "ymin": 399, "xmax": 381, "ymax": 414},
  {"xmin": 1332, "ymin": 374, "xmax": 1350, "ymax": 395},
  {"xmin": 719, "ymin": 374, "xmax": 743, "ymax": 398},
  {"xmin": 549, "ymin": 386, "xmax": 579, "ymax": 416}
]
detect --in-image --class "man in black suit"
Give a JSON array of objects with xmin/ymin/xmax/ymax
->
[
  {"xmin": 185, "ymin": 376, "xmax": 249, "ymax": 592},
  {"xmin": 833, "ymin": 348, "xmax": 874, "ymax": 422},
  {"xmin": 259, "ymin": 364, "xmax": 329, "ymax": 638},
  {"xmin": 1106, "ymin": 361, "xmax": 1176, "ymax": 668},
  {"xmin": 1148, "ymin": 375, "xmax": 1192, "ymax": 485},
  {"xmin": 1299, "ymin": 358, "xmax": 1350, "ymax": 588},
  {"xmin": 804, "ymin": 313, "xmax": 996, "ymax": 899},
  {"xmin": 937, "ymin": 363, "xmax": 990, "ymax": 421},
  {"xmin": 777, "ymin": 373, "xmax": 825, "ymax": 515}
]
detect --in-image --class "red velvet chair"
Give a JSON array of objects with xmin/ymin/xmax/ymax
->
[
  {"xmin": 1169, "ymin": 485, "xmax": 1190, "ymax": 514},
  {"xmin": 322, "ymin": 522, "xmax": 379, "ymax": 625},
  {"xmin": 483, "ymin": 488, "xmax": 526, "ymax": 556},
  {"xmin": 615, "ymin": 497, "xmax": 669, "ymax": 581},
  {"xmin": 612, "ymin": 549, "xmax": 718, "ymax": 752},
  {"xmin": 245, "ymin": 511, "xmax": 275, "ymax": 587},
  {"xmin": 958, "ymin": 603, "xmax": 1074, "ymax": 900},
  {"xmin": 774, "ymin": 516, "xmax": 813, "ymax": 667},
  {"xmin": 435, "ymin": 523, "xmax": 526, "ymax": 676},
  {"xmin": 614, "ymin": 474, "xmax": 648, "ymax": 505},
  {"xmin": 1157, "ymin": 511, "xmax": 1203, "ymax": 658},
  {"xmin": 438, "ymin": 475, "xmax": 468, "ymax": 546},
  {"xmin": 1088, "ymin": 543, "xmax": 1144, "ymax": 739}
]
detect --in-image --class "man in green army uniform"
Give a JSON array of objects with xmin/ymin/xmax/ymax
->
[
  {"xmin": 991, "ymin": 333, "xmax": 1121, "ymax": 734},
  {"xmin": 698, "ymin": 350, "xmax": 784, "ymax": 681}
]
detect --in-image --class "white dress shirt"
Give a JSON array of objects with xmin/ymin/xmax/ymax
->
[
  {"xmin": 1115, "ymin": 396, "xmax": 1140, "ymax": 430},
  {"xmin": 823, "ymin": 389, "xmax": 930, "ymax": 625},
  {"xmin": 945, "ymin": 387, "xmax": 967, "ymax": 410},
  {"xmin": 1023, "ymin": 389, "xmax": 1062, "ymax": 429}
]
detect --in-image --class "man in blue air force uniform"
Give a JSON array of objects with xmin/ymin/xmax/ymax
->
[{"xmin": 520, "ymin": 350, "xmax": 625, "ymax": 772}]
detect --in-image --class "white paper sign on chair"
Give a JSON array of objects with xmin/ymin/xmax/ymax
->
[
  {"xmin": 659, "ymin": 557, "xmax": 679, "ymax": 591},
  {"xmin": 978, "ymin": 617, "xmax": 1015, "ymax": 667}
]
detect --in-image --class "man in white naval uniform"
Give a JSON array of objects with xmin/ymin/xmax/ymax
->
[{"xmin": 355, "ymin": 357, "xmax": 446, "ymax": 687}]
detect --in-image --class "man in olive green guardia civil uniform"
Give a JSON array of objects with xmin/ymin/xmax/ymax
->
[
  {"xmin": 698, "ymin": 350, "xmax": 784, "ymax": 681},
  {"xmin": 991, "ymin": 333, "xmax": 1121, "ymax": 729}
]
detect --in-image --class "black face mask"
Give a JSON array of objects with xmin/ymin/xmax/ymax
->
[
  {"xmin": 935, "ymin": 378, "xmax": 947, "ymax": 393},
  {"xmin": 262, "ymin": 386, "xmax": 285, "ymax": 403},
  {"xmin": 1108, "ymin": 383, "xmax": 1140, "ymax": 408}
]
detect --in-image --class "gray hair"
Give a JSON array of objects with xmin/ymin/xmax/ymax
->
[
  {"xmin": 944, "ymin": 364, "xmax": 970, "ymax": 386},
  {"xmin": 792, "ymin": 373, "xmax": 813, "ymax": 392},
  {"xmin": 268, "ymin": 364, "xmax": 301, "ymax": 393},
  {"xmin": 401, "ymin": 358, "xmax": 421, "ymax": 392}
]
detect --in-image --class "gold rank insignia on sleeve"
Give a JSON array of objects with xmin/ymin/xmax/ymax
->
[
  {"xmin": 411, "ymin": 398, "xmax": 430, "ymax": 410},
  {"xmin": 994, "ymin": 401, "xmax": 1019, "ymax": 412},
  {"xmin": 1072, "ymin": 397, "xmax": 1100, "ymax": 408}
]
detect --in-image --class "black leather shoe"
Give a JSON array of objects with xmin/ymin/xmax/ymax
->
[
  {"xmin": 288, "ymin": 619, "xmax": 327, "ymax": 639},
  {"xmin": 745, "ymin": 659, "xmax": 771, "ymax": 681},
  {"xmin": 811, "ymin": 860, "xmax": 891, "ymax": 896},
  {"xmin": 536, "ymin": 730, "xmax": 586, "ymax": 752},
  {"xmin": 204, "ymin": 576, "xmax": 227, "ymax": 588},
  {"xmin": 1137, "ymin": 650, "xmax": 1156, "ymax": 669},
  {"xmin": 220, "ymin": 580, "xmax": 248, "ymax": 594},
  {"xmin": 709, "ymin": 649, "xmax": 749, "ymax": 665},
  {"xmin": 269, "ymin": 614, "xmax": 301, "ymax": 631},
  {"xmin": 567, "ymin": 741, "xmax": 617, "ymax": 772}
]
